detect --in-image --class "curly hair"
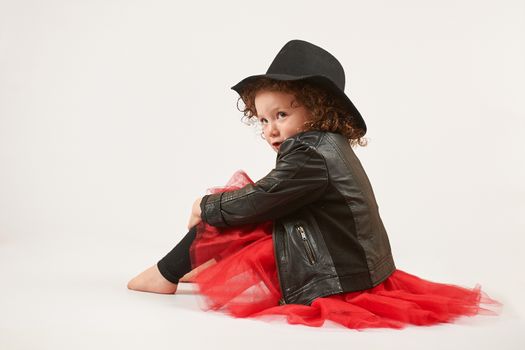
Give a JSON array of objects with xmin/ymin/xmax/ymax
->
[{"xmin": 235, "ymin": 77, "xmax": 368, "ymax": 148}]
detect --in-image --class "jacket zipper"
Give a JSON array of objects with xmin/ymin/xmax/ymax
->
[{"xmin": 296, "ymin": 225, "xmax": 317, "ymax": 264}]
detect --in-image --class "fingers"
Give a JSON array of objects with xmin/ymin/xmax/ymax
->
[
  {"xmin": 187, "ymin": 215, "xmax": 202, "ymax": 230},
  {"xmin": 187, "ymin": 197, "xmax": 203, "ymax": 230}
]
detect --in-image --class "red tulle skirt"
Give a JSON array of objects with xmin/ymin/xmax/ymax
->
[{"xmin": 188, "ymin": 170, "xmax": 501, "ymax": 330}]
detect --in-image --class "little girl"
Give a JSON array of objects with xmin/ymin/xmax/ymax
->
[{"xmin": 128, "ymin": 39, "xmax": 500, "ymax": 329}]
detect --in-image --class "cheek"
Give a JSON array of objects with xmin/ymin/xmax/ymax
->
[
  {"xmin": 295, "ymin": 119, "xmax": 307, "ymax": 131},
  {"xmin": 284, "ymin": 125, "xmax": 299, "ymax": 136}
]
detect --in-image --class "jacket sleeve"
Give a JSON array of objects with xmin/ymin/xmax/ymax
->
[{"xmin": 200, "ymin": 137, "xmax": 329, "ymax": 227}]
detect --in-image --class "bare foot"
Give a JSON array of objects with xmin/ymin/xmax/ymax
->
[{"xmin": 127, "ymin": 264, "xmax": 178, "ymax": 294}]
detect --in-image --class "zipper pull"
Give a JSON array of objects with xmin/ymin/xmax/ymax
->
[{"xmin": 297, "ymin": 225, "xmax": 307, "ymax": 240}]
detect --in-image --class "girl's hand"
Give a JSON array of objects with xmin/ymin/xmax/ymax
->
[{"xmin": 187, "ymin": 196, "xmax": 203, "ymax": 230}]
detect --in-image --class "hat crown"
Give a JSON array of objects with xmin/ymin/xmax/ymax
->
[
  {"xmin": 230, "ymin": 39, "xmax": 367, "ymax": 135},
  {"xmin": 266, "ymin": 40, "xmax": 346, "ymax": 91}
]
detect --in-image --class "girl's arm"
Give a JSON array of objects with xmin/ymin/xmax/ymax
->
[{"xmin": 200, "ymin": 137, "xmax": 329, "ymax": 227}]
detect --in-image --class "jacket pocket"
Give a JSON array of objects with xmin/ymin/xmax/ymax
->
[{"xmin": 295, "ymin": 224, "xmax": 317, "ymax": 265}]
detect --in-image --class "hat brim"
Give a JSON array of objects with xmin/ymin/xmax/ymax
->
[{"xmin": 231, "ymin": 74, "xmax": 367, "ymax": 135}]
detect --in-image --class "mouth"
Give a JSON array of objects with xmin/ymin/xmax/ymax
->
[{"xmin": 272, "ymin": 142, "xmax": 282, "ymax": 149}]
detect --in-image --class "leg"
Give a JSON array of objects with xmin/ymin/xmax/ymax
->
[
  {"xmin": 127, "ymin": 226, "xmax": 197, "ymax": 294},
  {"xmin": 157, "ymin": 225, "xmax": 197, "ymax": 283}
]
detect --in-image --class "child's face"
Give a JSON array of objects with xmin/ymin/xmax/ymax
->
[{"xmin": 255, "ymin": 90, "xmax": 313, "ymax": 152}]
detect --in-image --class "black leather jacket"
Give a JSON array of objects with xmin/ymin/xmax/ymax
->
[{"xmin": 200, "ymin": 130, "xmax": 396, "ymax": 306}]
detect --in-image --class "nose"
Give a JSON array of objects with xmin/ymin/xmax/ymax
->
[{"xmin": 268, "ymin": 121, "xmax": 279, "ymax": 136}]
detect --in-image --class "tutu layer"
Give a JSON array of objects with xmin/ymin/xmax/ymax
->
[{"xmin": 189, "ymin": 170, "xmax": 501, "ymax": 329}]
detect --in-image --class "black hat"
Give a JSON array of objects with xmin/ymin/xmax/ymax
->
[{"xmin": 231, "ymin": 39, "xmax": 366, "ymax": 135}]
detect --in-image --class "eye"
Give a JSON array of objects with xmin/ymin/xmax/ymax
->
[
  {"xmin": 277, "ymin": 111, "xmax": 287, "ymax": 118},
  {"xmin": 258, "ymin": 117, "xmax": 268, "ymax": 124}
]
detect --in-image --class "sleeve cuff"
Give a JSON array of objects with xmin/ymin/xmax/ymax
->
[{"xmin": 200, "ymin": 192, "xmax": 229, "ymax": 227}]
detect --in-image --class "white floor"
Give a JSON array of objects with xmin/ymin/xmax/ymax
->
[{"xmin": 0, "ymin": 232, "xmax": 523, "ymax": 350}]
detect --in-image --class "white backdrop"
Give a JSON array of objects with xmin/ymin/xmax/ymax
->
[{"xmin": 1, "ymin": 0, "xmax": 524, "ymax": 349}]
